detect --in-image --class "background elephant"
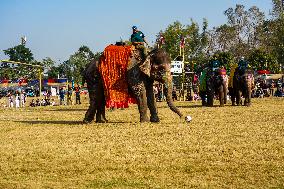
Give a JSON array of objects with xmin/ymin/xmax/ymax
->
[
  {"xmin": 229, "ymin": 67, "xmax": 254, "ymax": 106},
  {"xmin": 199, "ymin": 64, "xmax": 228, "ymax": 107},
  {"xmin": 83, "ymin": 47, "xmax": 183, "ymax": 123}
]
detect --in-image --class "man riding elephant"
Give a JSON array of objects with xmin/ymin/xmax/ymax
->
[
  {"xmin": 131, "ymin": 26, "xmax": 149, "ymax": 60},
  {"xmin": 199, "ymin": 60, "xmax": 228, "ymax": 107},
  {"xmin": 229, "ymin": 57, "xmax": 254, "ymax": 106}
]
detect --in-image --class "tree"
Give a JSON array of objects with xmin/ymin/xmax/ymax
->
[
  {"xmin": 3, "ymin": 44, "xmax": 34, "ymax": 63},
  {"xmin": 2, "ymin": 44, "xmax": 40, "ymax": 79},
  {"xmin": 210, "ymin": 52, "xmax": 235, "ymax": 72},
  {"xmin": 157, "ymin": 19, "xmax": 209, "ymax": 70},
  {"xmin": 68, "ymin": 45, "xmax": 95, "ymax": 84},
  {"xmin": 222, "ymin": 4, "xmax": 265, "ymax": 58},
  {"xmin": 270, "ymin": 0, "xmax": 284, "ymax": 72},
  {"xmin": 248, "ymin": 49, "xmax": 279, "ymax": 73}
]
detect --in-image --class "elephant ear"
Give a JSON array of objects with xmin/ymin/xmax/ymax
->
[{"xmin": 139, "ymin": 56, "xmax": 151, "ymax": 77}]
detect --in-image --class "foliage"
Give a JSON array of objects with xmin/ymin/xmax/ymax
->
[
  {"xmin": 157, "ymin": 19, "xmax": 208, "ymax": 63},
  {"xmin": 3, "ymin": 44, "xmax": 34, "ymax": 63},
  {"xmin": 68, "ymin": 45, "xmax": 95, "ymax": 84},
  {"xmin": 248, "ymin": 49, "xmax": 279, "ymax": 73},
  {"xmin": 2, "ymin": 44, "xmax": 41, "ymax": 79},
  {"xmin": 208, "ymin": 4, "xmax": 265, "ymax": 59},
  {"xmin": 210, "ymin": 52, "xmax": 235, "ymax": 72}
]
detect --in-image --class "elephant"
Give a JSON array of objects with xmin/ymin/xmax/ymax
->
[
  {"xmin": 229, "ymin": 65, "xmax": 254, "ymax": 106},
  {"xmin": 199, "ymin": 63, "xmax": 228, "ymax": 107},
  {"xmin": 82, "ymin": 46, "xmax": 183, "ymax": 123}
]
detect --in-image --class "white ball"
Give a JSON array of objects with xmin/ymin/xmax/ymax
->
[{"xmin": 185, "ymin": 115, "xmax": 192, "ymax": 122}]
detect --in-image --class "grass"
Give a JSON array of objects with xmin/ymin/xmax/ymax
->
[{"xmin": 0, "ymin": 97, "xmax": 283, "ymax": 188}]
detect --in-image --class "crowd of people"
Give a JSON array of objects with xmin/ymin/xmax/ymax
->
[{"xmin": 0, "ymin": 86, "xmax": 84, "ymax": 108}]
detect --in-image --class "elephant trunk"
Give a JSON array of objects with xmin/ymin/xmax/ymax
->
[{"xmin": 163, "ymin": 79, "xmax": 183, "ymax": 118}]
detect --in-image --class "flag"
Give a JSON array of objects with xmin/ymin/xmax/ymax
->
[
  {"xmin": 180, "ymin": 35, "xmax": 185, "ymax": 48},
  {"xmin": 157, "ymin": 33, "xmax": 165, "ymax": 46},
  {"xmin": 159, "ymin": 35, "xmax": 165, "ymax": 45}
]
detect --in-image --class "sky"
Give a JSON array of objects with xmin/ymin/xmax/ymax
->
[{"xmin": 0, "ymin": 0, "xmax": 273, "ymax": 64}]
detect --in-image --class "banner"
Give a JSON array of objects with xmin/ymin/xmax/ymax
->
[{"xmin": 171, "ymin": 61, "xmax": 184, "ymax": 74}]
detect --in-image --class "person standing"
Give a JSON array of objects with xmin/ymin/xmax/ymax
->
[
  {"xmin": 59, "ymin": 88, "xmax": 65, "ymax": 105},
  {"xmin": 20, "ymin": 91, "xmax": 26, "ymax": 107},
  {"xmin": 66, "ymin": 86, "xmax": 73, "ymax": 105},
  {"xmin": 8, "ymin": 93, "xmax": 14, "ymax": 108},
  {"xmin": 15, "ymin": 93, "xmax": 20, "ymax": 108},
  {"xmin": 75, "ymin": 87, "xmax": 81, "ymax": 104}
]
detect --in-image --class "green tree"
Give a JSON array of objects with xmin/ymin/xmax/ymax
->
[
  {"xmin": 2, "ymin": 44, "xmax": 40, "ymax": 79},
  {"xmin": 248, "ymin": 49, "xmax": 279, "ymax": 73},
  {"xmin": 210, "ymin": 52, "xmax": 235, "ymax": 72},
  {"xmin": 3, "ymin": 44, "xmax": 34, "ymax": 63},
  {"xmin": 271, "ymin": 0, "xmax": 284, "ymax": 72},
  {"xmin": 68, "ymin": 45, "xmax": 95, "ymax": 84},
  {"xmin": 157, "ymin": 20, "xmax": 208, "ymax": 62}
]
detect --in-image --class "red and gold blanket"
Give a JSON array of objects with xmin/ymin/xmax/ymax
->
[{"xmin": 99, "ymin": 45, "xmax": 136, "ymax": 108}]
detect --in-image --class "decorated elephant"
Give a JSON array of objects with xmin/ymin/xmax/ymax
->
[
  {"xmin": 82, "ymin": 44, "xmax": 183, "ymax": 123},
  {"xmin": 228, "ymin": 59, "xmax": 254, "ymax": 106},
  {"xmin": 199, "ymin": 60, "xmax": 228, "ymax": 107}
]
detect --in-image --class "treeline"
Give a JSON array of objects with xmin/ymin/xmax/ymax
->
[{"xmin": 1, "ymin": 0, "xmax": 283, "ymax": 83}]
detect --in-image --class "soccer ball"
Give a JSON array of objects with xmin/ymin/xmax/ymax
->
[{"xmin": 185, "ymin": 115, "xmax": 192, "ymax": 122}]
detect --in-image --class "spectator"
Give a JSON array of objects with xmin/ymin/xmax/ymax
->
[
  {"xmin": 36, "ymin": 99, "xmax": 40, "ymax": 106},
  {"xmin": 75, "ymin": 87, "xmax": 81, "ymax": 104},
  {"xmin": 30, "ymin": 99, "xmax": 36, "ymax": 107},
  {"xmin": 20, "ymin": 91, "xmax": 26, "ymax": 107},
  {"xmin": 15, "ymin": 93, "xmax": 20, "ymax": 108},
  {"xmin": 269, "ymin": 82, "xmax": 275, "ymax": 96},
  {"xmin": 66, "ymin": 86, "xmax": 73, "ymax": 105},
  {"xmin": 153, "ymin": 85, "xmax": 158, "ymax": 101},
  {"xmin": 8, "ymin": 93, "xmax": 14, "ymax": 108},
  {"xmin": 59, "ymin": 88, "xmax": 65, "ymax": 105}
]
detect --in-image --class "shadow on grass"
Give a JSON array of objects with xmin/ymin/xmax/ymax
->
[
  {"xmin": 14, "ymin": 120, "xmax": 131, "ymax": 125},
  {"xmin": 46, "ymin": 108, "xmax": 87, "ymax": 112},
  {"xmin": 15, "ymin": 120, "xmax": 84, "ymax": 125},
  {"xmin": 159, "ymin": 104, "xmax": 231, "ymax": 109}
]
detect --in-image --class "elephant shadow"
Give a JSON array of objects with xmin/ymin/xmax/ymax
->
[
  {"xmin": 14, "ymin": 120, "xmax": 131, "ymax": 125},
  {"xmin": 14, "ymin": 120, "xmax": 84, "ymax": 125}
]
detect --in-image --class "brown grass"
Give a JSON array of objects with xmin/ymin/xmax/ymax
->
[{"xmin": 0, "ymin": 97, "xmax": 283, "ymax": 188}]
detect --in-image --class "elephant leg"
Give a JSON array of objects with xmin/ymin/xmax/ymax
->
[
  {"xmin": 137, "ymin": 88, "xmax": 149, "ymax": 122},
  {"xmin": 223, "ymin": 83, "xmax": 228, "ymax": 105},
  {"xmin": 130, "ymin": 82, "xmax": 149, "ymax": 122},
  {"xmin": 200, "ymin": 91, "xmax": 207, "ymax": 106},
  {"xmin": 95, "ymin": 85, "xmax": 108, "ymax": 123},
  {"xmin": 219, "ymin": 85, "xmax": 225, "ymax": 107},
  {"xmin": 84, "ymin": 90, "xmax": 97, "ymax": 123},
  {"xmin": 145, "ymin": 79, "xmax": 159, "ymax": 122},
  {"xmin": 228, "ymin": 87, "xmax": 235, "ymax": 106},
  {"xmin": 243, "ymin": 87, "xmax": 251, "ymax": 107},
  {"xmin": 206, "ymin": 78, "xmax": 214, "ymax": 107},
  {"xmin": 236, "ymin": 90, "xmax": 241, "ymax": 106}
]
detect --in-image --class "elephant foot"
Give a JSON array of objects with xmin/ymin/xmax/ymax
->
[
  {"xmin": 96, "ymin": 119, "xmax": 108, "ymax": 123},
  {"xmin": 96, "ymin": 116, "xmax": 108, "ymax": 123},
  {"xmin": 220, "ymin": 104, "xmax": 225, "ymax": 107},
  {"xmin": 150, "ymin": 116, "xmax": 160, "ymax": 123},
  {"xmin": 140, "ymin": 117, "xmax": 150, "ymax": 123},
  {"xmin": 244, "ymin": 102, "xmax": 251, "ymax": 107},
  {"xmin": 83, "ymin": 118, "xmax": 94, "ymax": 124}
]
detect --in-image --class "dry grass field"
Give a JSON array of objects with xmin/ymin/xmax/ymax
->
[{"xmin": 0, "ymin": 97, "xmax": 283, "ymax": 188}]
